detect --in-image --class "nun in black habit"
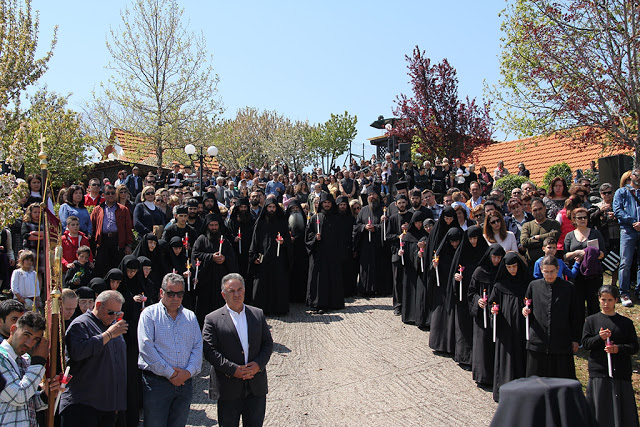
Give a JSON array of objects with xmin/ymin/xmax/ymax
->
[
  {"xmin": 286, "ymin": 198, "xmax": 309, "ymax": 303},
  {"xmin": 428, "ymin": 227, "xmax": 463, "ymax": 354},
  {"xmin": 488, "ymin": 252, "xmax": 529, "ymax": 402},
  {"xmin": 468, "ymin": 244, "xmax": 505, "ymax": 386},
  {"xmin": 448, "ymin": 225, "xmax": 488, "ymax": 366},
  {"xmin": 132, "ymin": 233, "xmax": 166, "ymax": 292},
  {"xmin": 353, "ymin": 185, "xmax": 391, "ymax": 296},
  {"xmin": 248, "ymin": 195, "xmax": 292, "ymax": 315},
  {"xmin": 137, "ymin": 256, "xmax": 159, "ymax": 304},
  {"xmin": 192, "ymin": 213, "xmax": 238, "ymax": 326},
  {"xmin": 166, "ymin": 236, "xmax": 194, "ymax": 310},
  {"xmin": 306, "ymin": 192, "xmax": 344, "ymax": 312},
  {"xmin": 400, "ymin": 210, "xmax": 427, "ymax": 324}
]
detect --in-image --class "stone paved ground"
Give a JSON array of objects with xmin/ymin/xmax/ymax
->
[{"xmin": 187, "ymin": 297, "xmax": 498, "ymax": 426}]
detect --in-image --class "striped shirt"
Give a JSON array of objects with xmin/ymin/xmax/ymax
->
[{"xmin": 137, "ymin": 302, "xmax": 203, "ymax": 379}]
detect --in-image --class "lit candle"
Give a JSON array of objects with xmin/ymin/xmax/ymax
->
[
  {"xmin": 606, "ymin": 337, "xmax": 613, "ymax": 378},
  {"xmin": 194, "ymin": 259, "xmax": 200, "ymax": 290},
  {"xmin": 276, "ymin": 232, "xmax": 282, "ymax": 257},
  {"xmin": 317, "ymin": 215, "xmax": 321, "ymax": 235},
  {"xmin": 238, "ymin": 228, "xmax": 242, "ymax": 254},
  {"xmin": 54, "ymin": 366, "xmax": 72, "ymax": 414},
  {"xmin": 183, "ymin": 235, "xmax": 189, "ymax": 258},
  {"xmin": 483, "ymin": 289, "xmax": 487, "ymax": 329},
  {"xmin": 419, "ymin": 247, "xmax": 425, "ymax": 272},
  {"xmin": 492, "ymin": 303, "xmax": 499, "ymax": 343},
  {"xmin": 382, "ymin": 207, "xmax": 387, "ymax": 241},
  {"xmin": 186, "ymin": 260, "xmax": 191, "ymax": 291},
  {"xmin": 458, "ymin": 265, "xmax": 465, "ymax": 302},
  {"xmin": 434, "ymin": 252, "xmax": 440, "ymax": 286},
  {"xmin": 399, "ymin": 231, "xmax": 405, "ymax": 266},
  {"xmin": 368, "ymin": 217, "xmax": 372, "ymax": 242},
  {"xmin": 141, "ymin": 292, "xmax": 147, "ymax": 309},
  {"xmin": 524, "ymin": 298, "xmax": 531, "ymax": 340}
]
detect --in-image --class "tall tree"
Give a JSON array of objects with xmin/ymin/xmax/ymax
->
[
  {"xmin": 490, "ymin": 0, "xmax": 640, "ymax": 161},
  {"xmin": 390, "ymin": 46, "xmax": 493, "ymax": 162},
  {"xmin": 0, "ymin": 0, "xmax": 56, "ymax": 227},
  {"xmin": 310, "ymin": 111, "xmax": 357, "ymax": 173},
  {"xmin": 25, "ymin": 89, "xmax": 93, "ymax": 187},
  {"xmin": 90, "ymin": 0, "xmax": 222, "ymax": 166}
]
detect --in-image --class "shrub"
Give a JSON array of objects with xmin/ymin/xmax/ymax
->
[
  {"xmin": 494, "ymin": 175, "xmax": 529, "ymax": 198},
  {"xmin": 542, "ymin": 162, "xmax": 572, "ymax": 190}
]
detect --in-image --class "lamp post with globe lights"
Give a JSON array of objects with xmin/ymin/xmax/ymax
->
[{"xmin": 184, "ymin": 143, "xmax": 218, "ymax": 194}]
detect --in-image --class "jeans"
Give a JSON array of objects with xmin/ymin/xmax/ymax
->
[
  {"xmin": 619, "ymin": 227, "xmax": 640, "ymax": 297},
  {"xmin": 142, "ymin": 373, "xmax": 193, "ymax": 427}
]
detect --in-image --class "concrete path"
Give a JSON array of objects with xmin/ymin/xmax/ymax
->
[{"xmin": 187, "ymin": 297, "xmax": 498, "ymax": 426}]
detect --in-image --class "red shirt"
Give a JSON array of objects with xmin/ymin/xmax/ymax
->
[
  {"xmin": 61, "ymin": 230, "xmax": 93, "ymax": 271},
  {"xmin": 84, "ymin": 193, "xmax": 105, "ymax": 207}
]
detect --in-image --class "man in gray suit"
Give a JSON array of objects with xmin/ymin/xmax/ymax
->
[{"xmin": 202, "ymin": 273, "xmax": 273, "ymax": 427}]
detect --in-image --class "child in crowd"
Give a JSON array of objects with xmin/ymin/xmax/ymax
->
[
  {"xmin": 523, "ymin": 256, "xmax": 581, "ymax": 379},
  {"xmin": 64, "ymin": 246, "xmax": 94, "ymax": 290},
  {"xmin": 582, "ymin": 285, "xmax": 639, "ymax": 427},
  {"xmin": 10, "ymin": 250, "xmax": 40, "ymax": 310},
  {"xmin": 381, "ymin": 166, "xmax": 390, "ymax": 195},
  {"xmin": 61, "ymin": 216, "xmax": 93, "ymax": 272},
  {"xmin": 532, "ymin": 237, "xmax": 579, "ymax": 280}
]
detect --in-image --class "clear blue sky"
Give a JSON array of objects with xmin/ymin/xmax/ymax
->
[{"xmin": 33, "ymin": 0, "xmax": 506, "ymax": 166}]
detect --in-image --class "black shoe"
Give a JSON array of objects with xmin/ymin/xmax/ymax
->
[{"xmin": 393, "ymin": 307, "xmax": 401, "ymax": 316}]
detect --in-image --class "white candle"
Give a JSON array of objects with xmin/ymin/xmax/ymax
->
[
  {"xmin": 492, "ymin": 304, "xmax": 498, "ymax": 343},
  {"xmin": 54, "ymin": 366, "xmax": 71, "ymax": 414},
  {"xmin": 483, "ymin": 290, "xmax": 487, "ymax": 329},
  {"xmin": 276, "ymin": 232, "xmax": 281, "ymax": 257},
  {"xmin": 368, "ymin": 217, "xmax": 372, "ymax": 242},
  {"xmin": 525, "ymin": 299, "xmax": 531, "ymax": 341},
  {"xmin": 317, "ymin": 216, "xmax": 321, "ymax": 235},
  {"xmin": 607, "ymin": 337, "xmax": 613, "ymax": 377},
  {"xmin": 186, "ymin": 261, "xmax": 191, "ymax": 291},
  {"xmin": 218, "ymin": 236, "xmax": 224, "ymax": 254},
  {"xmin": 400, "ymin": 240, "xmax": 404, "ymax": 266},
  {"xmin": 238, "ymin": 228, "xmax": 242, "ymax": 254},
  {"xmin": 382, "ymin": 207, "xmax": 387, "ymax": 241},
  {"xmin": 194, "ymin": 260, "xmax": 200, "ymax": 290}
]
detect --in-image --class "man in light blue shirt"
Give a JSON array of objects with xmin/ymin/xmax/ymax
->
[
  {"xmin": 138, "ymin": 273, "xmax": 202, "ymax": 427},
  {"xmin": 265, "ymin": 172, "xmax": 285, "ymax": 201}
]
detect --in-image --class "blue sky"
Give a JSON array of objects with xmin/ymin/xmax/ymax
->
[{"xmin": 33, "ymin": 0, "xmax": 506, "ymax": 166}]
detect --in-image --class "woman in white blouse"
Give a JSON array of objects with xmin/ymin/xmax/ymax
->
[{"xmin": 483, "ymin": 210, "xmax": 518, "ymax": 252}]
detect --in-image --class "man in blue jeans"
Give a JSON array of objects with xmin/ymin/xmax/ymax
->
[
  {"xmin": 138, "ymin": 273, "xmax": 203, "ymax": 427},
  {"xmin": 613, "ymin": 169, "xmax": 640, "ymax": 307}
]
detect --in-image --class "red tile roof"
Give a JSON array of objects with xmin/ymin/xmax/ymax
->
[
  {"xmin": 472, "ymin": 130, "xmax": 632, "ymax": 185},
  {"xmin": 104, "ymin": 129, "xmax": 218, "ymax": 172}
]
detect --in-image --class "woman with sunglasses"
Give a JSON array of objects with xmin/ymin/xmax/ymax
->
[
  {"xmin": 483, "ymin": 211, "xmax": 517, "ymax": 252},
  {"xmin": 133, "ymin": 185, "xmax": 166, "ymax": 236},
  {"xmin": 564, "ymin": 207, "xmax": 606, "ymax": 327}
]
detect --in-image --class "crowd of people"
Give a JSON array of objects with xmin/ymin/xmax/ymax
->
[{"xmin": 0, "ymin": 153, "xmax": 637, "ymax": 426}]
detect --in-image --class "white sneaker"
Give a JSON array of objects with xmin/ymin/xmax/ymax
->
[{"xmin": 621, "ymin": 295, "xmax": 633, "ymax": 307}]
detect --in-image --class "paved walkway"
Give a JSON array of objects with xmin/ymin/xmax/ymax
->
[{"xmin": 187, "ymin": 297, "xmax": 498, "ymax": 426}]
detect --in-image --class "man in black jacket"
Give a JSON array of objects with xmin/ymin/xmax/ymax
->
[{"xmin": 202, "ymin": 273, "xmax": 273, "ymax": 427}]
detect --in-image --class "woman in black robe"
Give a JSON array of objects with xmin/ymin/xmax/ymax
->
[
  {"xmin": 306, "ymin": 193, "xmax": 344, "ymax": 313},
  {"xmin": 133, "ymin": 233, "xmax": 166, "ymax": 291},
  {"xmin": 137, "ymin": 256, "xmax": 159, "ymax": 304},
  {"xmin": 417, "ymin": 206, "xmax": 457, "ymax": 329},
  {"xmin": 428, "ymin": 227, "xmax": 463, "ymax": 354},
  {"xmin": 248, "ymin": 195, "xmax": 292, "ymax": 315},
  {"xmin": 582, "ymin": 285, "xmax": 639, "ymax": 427},
  {"xmin": 448, "ymin": 225, "xmax": 488, "ymax": 366},
  {"xmin": 489, "ymin": 252, "xmax": 529, "ymax": 402},
  {"xmin": 468, "ymin": 244, "xmax": 505, "ymax": 386},
  {"xmin": 117, "ymin": 255, "xmax": 145, "ymax": 427},
  {"xmin": 166, "ymin": 236, "xmax": 193, "ymax": 310},
  {"xmin": 401, "ymin": 211, "xmax": 427, "ymax": 324},
  {"xmin": 192, "ymin": 213, "xmax": 238, "ymax": 326}
]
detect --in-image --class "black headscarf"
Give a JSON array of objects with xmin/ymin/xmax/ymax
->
[
  {"xmin": 449, "ymin": 225, "xmax": 489, "ymax": 276},
  {"xmin": 118, "ymin": 255, "xmax": 143, "ymax": 295},
  {"xmin": 435, "ymin": 227, "xmax": 463, "ymax": 257},
  {"xmin": 201, "ymin": 213, "xmax": 224, "ymax": 236},
  {"xmin": 167, "ymin": 236, "xmax": 188, "ymax": 273},
  {"xmin": 102, "ymin": 268, "xmax": 124, "ymax": 293},
  {"xmin": 405, "ymin": 210, "xmax": 427, "ymax": 243},
  {"xmin": 472, "ymin": 244, "xmax": 506, "ymax": 283},
  {"xmin": 493, "ymin": 252, "xmax": 530, "ymax": 298},
  {"xmin": 133, "ymin": 233, "xmax": 158, "ymax": 258},
  {"xmin": 137, "ymin": 256, "xmax": 159, "ymax": 302},
  {"xmin": 426, "ymin": 206, "xmax": 458, "ymax": 260},
  {"xmin": 88, "ymin": 278, "xmax": 107, "ymax": 295},
  {"xmin": 318, "ymin": 192, "xmax": 337, "ymax": 215}
]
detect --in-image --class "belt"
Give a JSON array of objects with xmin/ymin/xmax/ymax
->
[{"xmin": 103, "ymin": 232, "xmax": 118, "ymax": 238}]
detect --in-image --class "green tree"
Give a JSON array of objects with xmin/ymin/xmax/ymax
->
[
  {"xmin": 490, "ymin": 0, "xmax": 640, "ymax": 162},
  {"xmin": 89, "ymin": 0, "xmax": 222, "ymax": 166},
  {"xmin": 25, "ymin": 89, "xmax": 93, "ymax": 187},
  {"xmin": 310, "ymin": 111, "xmax": 357, "ymax": 173},
  {"xmin": 542, "ymin": 162, "xmax": 572, "ymax": 190}
]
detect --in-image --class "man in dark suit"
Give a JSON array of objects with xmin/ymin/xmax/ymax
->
[
  {"xmin": 202, "ymin": 273, "xmax": 273, "ymax": 427},
  {"xmin": 124, "ymin": 166, "xmax": 143, "ymax": 198}
]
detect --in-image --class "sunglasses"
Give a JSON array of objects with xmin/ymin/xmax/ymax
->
[
  {"xmin": 575, "ymin": 216, "xmax": 588, "ymax": 220},
  {"xmin": 165, "ymin": 291, "xmax": 185, "ymax": 298},
  {"xmin": 90, "ymin": 183, "xmax": 99, "ymax": 187},
  {"xmin": 107, "ymin": 310, "xmax": 123, "ymax": 316},
  {"xmin": 490, "ymin": 219, "xmax": 501, "ymax": 225},
  {"xmin": 104, "ymin": 192, "xmax": 116, "ymax": 196},
  {"xmin": 145, "ymin": 192, "xmax": 154, "ymax": 196},
  {"xmin": 601, "ymin": 191, "xmax": 612, "ymax": 195}
]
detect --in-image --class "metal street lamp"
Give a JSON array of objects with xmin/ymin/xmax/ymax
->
[{"xmin": 184, "ymin": 143, "xmax": 218, "ymax": 194}]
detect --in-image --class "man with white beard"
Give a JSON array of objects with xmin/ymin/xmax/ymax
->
[{"xmin": 286, "ymin": 199, "xmax": 309, "ymax": 303}]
